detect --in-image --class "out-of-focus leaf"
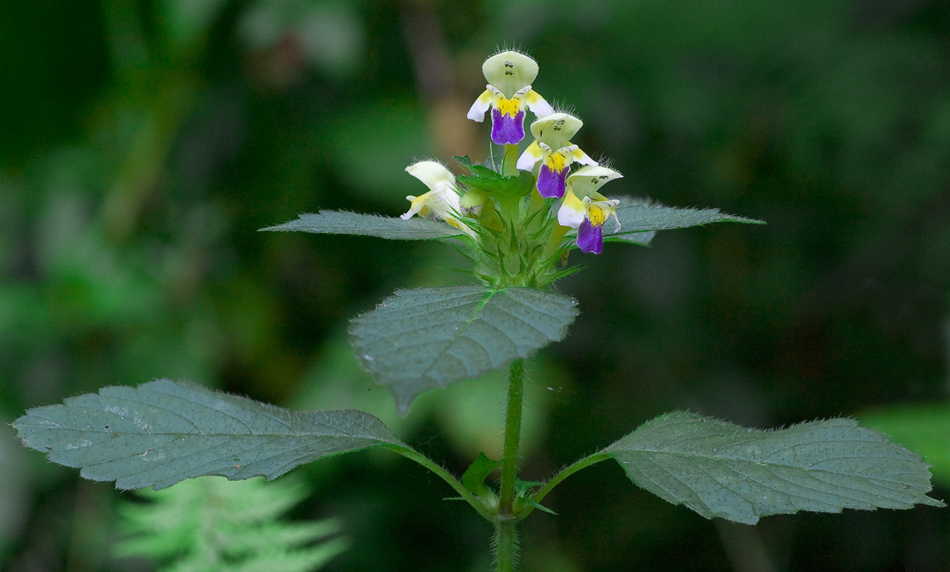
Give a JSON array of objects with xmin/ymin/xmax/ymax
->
[
  {"xmin": 115, "ymin": 476, "xmax": 349, "ymax": 571},
  {"xmin": 860, "ymin": 403, "xmax": 950, "ymax": 486},
  {"xmin": 605, "ymin": 411, "xmax": 943, "ymax": 524},
  {"xmin": 14, "ymin": 380, "xmax": 404, "ymax": 490},
  {"xmin": 260, "ymin": 211, "xmax": 465, "ymax": 240},
  {"xmin": 162, "ymin": 0, "xmax": 231, "ymax": 49},
  {"xmin": 350, "ymin": 286, "xmax": 578, "ymax": 414},
  {"xmin": 461, "ymin": 453, "xmax": 502, "ymax": 498}
]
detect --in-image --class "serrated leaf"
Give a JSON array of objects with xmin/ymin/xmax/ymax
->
[
  {"xmin": 605, "ymin": 411, "xmax": 943, "ymax": 524},
  {"xmin": 13, "ymin": 380, "xmax": 405, "ymax": 490},
  {"xmin": 350, "ymin": 286, "xmax": 578, "ymax": 414},
  {"xmin": 606, "ymin": 197, "xmax": 764, "ymax": 239},
  {"xmin": 260, "ymin": 211, "xmax": 465, "ymax": 240}
]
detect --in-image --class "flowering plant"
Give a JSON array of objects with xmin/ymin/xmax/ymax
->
[{"xmin": 13, "ymin": 49, "xmax": 941, "ymax": 572}]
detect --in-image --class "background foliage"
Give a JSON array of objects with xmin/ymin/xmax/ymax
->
[{"xmin": 2, "ymin": 0, "xmax": 948, "ymax": 571}]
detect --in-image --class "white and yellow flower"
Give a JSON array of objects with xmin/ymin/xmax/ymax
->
[
  {"xmin": 401, "ymin": 161, "xmax": 475, "ymax": 237},
  {"xmin": 517, "ymin": 113, "xmax": 598, "ymax": 198},
  {"xmin": 556, "ymin": 166, "xmax": 622, "ymax": 254},
  {"xmin": 467, "ymin": 50, "xmax": 554, "ymax": 145}
]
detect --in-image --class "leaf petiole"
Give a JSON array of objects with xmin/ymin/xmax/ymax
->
[
  {"xmin": 524, "ymin": 452, "xmax": 612, "ymax": 518},
  {"xmin": 383, "ymin": 445, "xmax": 496, "ymax": 522}
]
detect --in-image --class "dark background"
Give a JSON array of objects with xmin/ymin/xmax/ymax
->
[{"xmin": 2, "ymin": 0, "xmax": 949, "ymax": 570}]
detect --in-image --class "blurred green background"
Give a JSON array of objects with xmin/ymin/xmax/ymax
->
[{"xmin": 2, "ymin": 0, "xmax": 949, "ymax": 570}]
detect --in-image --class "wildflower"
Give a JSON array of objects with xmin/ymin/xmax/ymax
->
[
  {"xmin": 467, "ymin": 50, "xmax": 554, "ymax": 145},
  {"xmin": 517, "ymin": 113, "xmax": 597, "ymax": 198},
  {"xmin": 402, "ymin": 161, "xmax": 475, "ymax": 237},
  {"xmin": 556, "ymin": 166, "xmax": 622, "ymax": 254}
]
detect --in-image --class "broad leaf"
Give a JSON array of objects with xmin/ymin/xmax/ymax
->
[
  {"xmin": 350, "ymin": 286, "xmax": 578, "ymax": 414},
  {"xmin": 605, "ymin": 411, "xmax": 942, "ymax": 524},
  {"xmin": 13, "ymin": 379, "xmax": 405, "ymax": 490},
  {"xmin": 607, "ymin": 197, "xmax": 764, "ymax": 239},
  {"xmin": 261, "ymin": 211, "xmax": 465, "ymax": 240}
]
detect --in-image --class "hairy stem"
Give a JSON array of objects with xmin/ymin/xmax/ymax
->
[
  {"xmin": 499, "ymin": 359, "xmax": 525, "ymax": 515},
  {"xmin": 384, "ymin": 445, "xmax": 495, "ymax": 522},
  {"xmin": 494, "ymin": 359, "xmax": 526, "ymax": 570},
  {"xmin": 494, "ymin": 518, "xmax": 519, "ymax": 572}
]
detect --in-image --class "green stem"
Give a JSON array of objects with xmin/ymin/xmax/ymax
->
[
  {"xmin": 496, "ymin": 359, "xmax": 526, "ymax": 571},
  {"xmin": 542, "ymin": 223, "xmax": 570, "ymax": 261},
  {"xmin": 502, "ymin": 144, "xmax": 519, "ymax": 177},
  {"xmin": 494, "ymin": 518, "xmax": 519, "ymax": 572},
  {"xmin": 384, "ymin": 445, "xmax": 495, "ymax": 522},
  {"xmin": 499, "ymin": 359, "xmax": 525, "ymax": 515}
]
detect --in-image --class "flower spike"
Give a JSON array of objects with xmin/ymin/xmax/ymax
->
[
  {"xmin": 518, "ymin": 113, "xmax": 598, "ymax": 198},
  {"xmin": 401, "ymin": 161, "xmax": 475, "ymax": 237},
  {"xmin": 467, "ymin": 50, "xmax": 554, "ymax": 145}
]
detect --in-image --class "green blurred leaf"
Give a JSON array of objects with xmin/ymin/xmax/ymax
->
[
  {"xmin": 350, "ymin": 287, "xmax": 578, "ymax": 414},
  {"xmin": 605, "ymin": 411, "xmax": 943, "ymax": 524},
  {"xmin": 14, "ymin": 380, "xmax": 404, "ymax": 490},
  {"xmin": 860, "ymin": 403, "xmax": 950, "ymax": 486},
  {"xmin": 116, "ymin": 476, "xmax": 348, "ymax": 571},
  {"xmin": 261, "ymin": 210, "xmax": 465, "ymax": 240},
  {"xmin": 461, "ymin": 453, "xmax": 502, "ymax": 498},
  {"xmin": 607, "ymin": 197, "xmax": 764, "ymax": 238},
  {"xmin": 322, "ymin": 100, "xmax": 432, "ymax": 205}
]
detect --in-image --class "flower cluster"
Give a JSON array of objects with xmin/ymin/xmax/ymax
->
[{"xmin": 400, "ymin": 49, "xmax": 624, "ymax": 286}]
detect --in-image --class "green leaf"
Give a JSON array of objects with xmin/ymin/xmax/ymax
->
[
  {"xmin": 350, "ymin": 286, "xmax": 578, "ymax": 414},
  {"xmin": 605, "ymin": 411, "xmax": 943, "ymax": 524},
  {"xmin": 260, "ymin": 211, "xmax": 465, "ymax": 240},
  {"xmin": 607, "ymin": 197, "xmax": 764, "ymax": 239},
  {"xmin": 514, "ymin": 479, "xmax": 557, "ymax": 515},
  {"xmin": 454, "ymin": 155, "xmax": 499, "ymax": 179},
  {"xmin": 602, "ymin": 230, "xmax": 656, "ymax": 247},
  {"xmin": 13, "ymin": 379, "xmax": 405, "ymax": 490},
  {"xmin": 457, "ymin": 171, "xmax": 537, "ymax": 205},
  {"xmin": 461, "ymin": 453, "xmax": 502, "ymax": 497},
  {"xmin": 519, "ymin": 496, "xmax": 558, "ymax": 516}
]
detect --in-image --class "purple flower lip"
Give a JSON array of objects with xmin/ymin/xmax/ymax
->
[
  {"xmin": 491, "ymin": 109, "xmax": 525, "ymax": 145},
  {"xmin": 576, "ymin": 219, "xmax": 604, "ymax": 254},
  {"xmin": 536, "ymin": 163, "xmax": 568, "ymax": 198}
]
